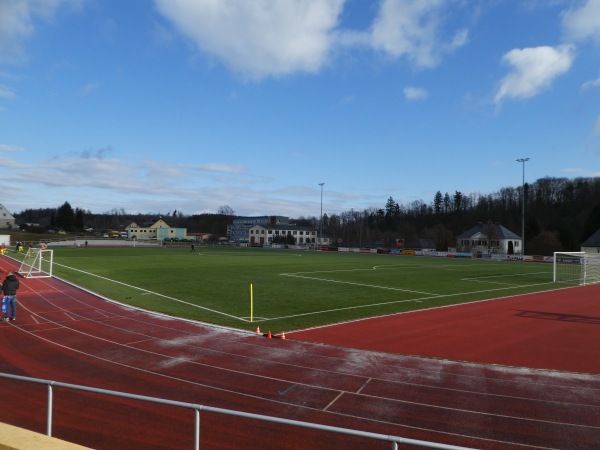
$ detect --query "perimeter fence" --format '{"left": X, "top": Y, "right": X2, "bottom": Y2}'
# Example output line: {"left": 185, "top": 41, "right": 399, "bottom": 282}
{"left": 0, "top": 372, "right": 476, "bottom": 450}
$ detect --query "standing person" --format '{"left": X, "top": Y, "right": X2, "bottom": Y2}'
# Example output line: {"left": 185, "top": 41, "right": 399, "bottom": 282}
{"left": 2, "top": 271, "right": 20, "bottom": 322}
{"left": 190, "top": 242, "right": 195, "bottom": 252}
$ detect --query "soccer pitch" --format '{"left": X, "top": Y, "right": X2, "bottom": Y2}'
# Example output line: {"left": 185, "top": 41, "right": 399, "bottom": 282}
{"left": 40, "top": 246, "right": 556, "bottom": 332}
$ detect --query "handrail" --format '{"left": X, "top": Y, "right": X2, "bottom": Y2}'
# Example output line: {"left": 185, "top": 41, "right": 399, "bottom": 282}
{"left": 0, "top": 372, "right": 477, "bottom": 450}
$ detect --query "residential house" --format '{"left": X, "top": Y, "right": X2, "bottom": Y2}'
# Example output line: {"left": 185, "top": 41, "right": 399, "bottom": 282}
{"left": 0, "top": 204, "right": 16, "bottom": 229}
{"left": 581, "top": 229, "right": 600, "bottom": 254}
{"left": 457, "top": 222, "right": 522, "bottom": 255}
{"left": 125, "top": 219, "right": 187, "bottom": 240}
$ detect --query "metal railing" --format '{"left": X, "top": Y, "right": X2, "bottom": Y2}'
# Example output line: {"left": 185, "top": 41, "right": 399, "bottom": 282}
{"left": 0, "top": 372, "right": 476, "bottom": 450}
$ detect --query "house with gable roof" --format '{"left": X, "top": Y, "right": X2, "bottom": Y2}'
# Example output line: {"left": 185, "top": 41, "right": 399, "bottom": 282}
{"left": 581, "top": 229, "right": 600, "bottom": 254}
{"left": 0, "top": 204, "right": 16, "bottom": 229}
{"left": 125, "top": 218, "right": 187, "bottom": 240}
{"left": 457, "top": 222, "right": 522, "bottom": 255}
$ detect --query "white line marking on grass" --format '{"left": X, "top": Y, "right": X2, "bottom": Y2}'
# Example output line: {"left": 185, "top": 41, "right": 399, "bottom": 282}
{"left": 54, "top": 262, "right": 249, "bottom": 323}
{"left": 281, "top": 268, "right": 437, "bottom": 296}
{"left": 201, "top": 251, "right": 303, "bottom": 257}
{"left": 269, "top": 298, "right": 424, "bottom": 321}
{"left": 462, "top": 272, "right": 550, "bottom": 286}
{"left": 269, "top": 280, "right": 556, "bottom": 322}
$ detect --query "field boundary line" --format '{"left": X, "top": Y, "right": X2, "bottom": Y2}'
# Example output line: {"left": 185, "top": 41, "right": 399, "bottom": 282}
{"left": 53, "top": 261, "right": 249, "bottom": 323}
{"left": 286, "top": 282, "right": 570, "bottom": 334}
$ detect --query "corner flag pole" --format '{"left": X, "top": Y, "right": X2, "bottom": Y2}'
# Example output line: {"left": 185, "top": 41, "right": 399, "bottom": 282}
{"left": 250, "top": 283, "right": 253, "bottom": 323}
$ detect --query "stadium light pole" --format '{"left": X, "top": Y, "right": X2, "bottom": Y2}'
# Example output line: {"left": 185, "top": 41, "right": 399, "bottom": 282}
{"left": 318, "top": 182, "right": 324, "bottom": 250}
{"left": 516, "top": 158, "right": 529, "bottom": 255}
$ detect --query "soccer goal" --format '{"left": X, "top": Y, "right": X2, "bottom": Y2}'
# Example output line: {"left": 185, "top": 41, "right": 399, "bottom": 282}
{"left": 18, "top": 248, "right": 54, "bottom": 278}
{"left": 553, "top": 252, "right": 600, "bottom": 286}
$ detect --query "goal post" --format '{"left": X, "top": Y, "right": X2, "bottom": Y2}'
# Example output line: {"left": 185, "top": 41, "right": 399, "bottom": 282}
{"left": 18, "top": 248, "right": 54, "bottom": 278}
{"left": 553, "top": 252, "right": 600, "bottom": 286}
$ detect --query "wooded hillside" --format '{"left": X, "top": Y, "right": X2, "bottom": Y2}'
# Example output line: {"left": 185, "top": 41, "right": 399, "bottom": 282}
{"left": 14, "top": 176, "right": 600, "bottom": 256}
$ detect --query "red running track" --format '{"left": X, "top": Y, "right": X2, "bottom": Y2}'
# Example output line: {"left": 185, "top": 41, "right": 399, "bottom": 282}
{"left": 0, "top": 260, "right": 599, "bottom": 449}
{"left": 292, "top": 284, "right": 600, "bottom": 374}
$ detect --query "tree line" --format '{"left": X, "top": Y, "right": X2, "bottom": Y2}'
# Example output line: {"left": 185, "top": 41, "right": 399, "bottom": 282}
{"left": 14, "top": 176, "right": 600, "bottom": 255}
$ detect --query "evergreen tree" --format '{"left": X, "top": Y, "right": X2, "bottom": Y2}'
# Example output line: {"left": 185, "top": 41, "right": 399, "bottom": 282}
{"left": 55, "top": 202, "right": 75, "bottom": 231}
{"left": 433, "top": 191, "right": 443, "bottom": 214}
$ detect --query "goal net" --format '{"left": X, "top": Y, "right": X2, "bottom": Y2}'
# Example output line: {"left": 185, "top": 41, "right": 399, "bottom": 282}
{"left": 553, "top": 252, "right": 600, "bottom": 286}
{"left": 18, "top": 248, "right": 54, "bottom": 278}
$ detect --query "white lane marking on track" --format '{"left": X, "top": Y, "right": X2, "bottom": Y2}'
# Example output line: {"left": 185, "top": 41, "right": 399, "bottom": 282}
{"left": 26, "top": 305, "right": 594, "bottom": 436}
{"left": 14, "top": 288, "right": 600, "bottom": 450}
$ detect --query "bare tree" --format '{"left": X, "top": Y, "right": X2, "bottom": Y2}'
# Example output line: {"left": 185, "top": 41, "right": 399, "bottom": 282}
{"left": 218, "top": 205, "right": 235, "bottom": 216}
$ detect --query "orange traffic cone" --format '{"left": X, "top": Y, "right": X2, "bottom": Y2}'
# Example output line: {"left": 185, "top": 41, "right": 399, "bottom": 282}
{"left": 280, "top": 330, "right": 286, "bottom": 340}
{"left": 256, "top": 326, "right": 261, "bottom": 335}
{"left": 267, "top": 330, "right": 272, "bottom": 339}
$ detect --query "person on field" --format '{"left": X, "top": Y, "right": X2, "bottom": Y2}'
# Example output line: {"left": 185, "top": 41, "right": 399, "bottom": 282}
{"left": 190, "top": 243, "right": 195, "bottom": 252}
{"left": 2, "top": 272, "right": 20, "bottom": 322}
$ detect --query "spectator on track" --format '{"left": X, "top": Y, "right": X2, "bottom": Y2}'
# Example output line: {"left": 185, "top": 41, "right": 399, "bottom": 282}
{"left": 2, "top": 272, "right": 20, "bottom": 322}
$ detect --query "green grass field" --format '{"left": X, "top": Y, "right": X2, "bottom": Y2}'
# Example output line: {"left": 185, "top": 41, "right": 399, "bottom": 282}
{"left": 17, "top": 246, "right": 558, "bottom": 332}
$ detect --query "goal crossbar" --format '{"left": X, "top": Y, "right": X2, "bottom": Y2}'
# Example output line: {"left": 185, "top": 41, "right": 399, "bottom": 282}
{"left": 553, "top": 252, "right": 600, "bottom": 286}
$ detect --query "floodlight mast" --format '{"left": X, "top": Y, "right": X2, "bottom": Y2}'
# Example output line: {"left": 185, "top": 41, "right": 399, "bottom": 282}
{"left": 318, "top": 182, "right": 324, "bottom": 250}
{"left": 516, "top": 158, "right": 529, "bottom": 255}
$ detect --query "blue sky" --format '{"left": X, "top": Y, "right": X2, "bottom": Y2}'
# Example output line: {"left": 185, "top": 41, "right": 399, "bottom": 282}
{"left": 1, "top": 0, "right": 599, "bottom": 219}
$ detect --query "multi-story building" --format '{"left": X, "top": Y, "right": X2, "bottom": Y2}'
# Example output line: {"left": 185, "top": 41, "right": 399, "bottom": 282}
{"left": 228, "top": 216, "right": 290, "bottom": 244}
{"left": 249, "top": 224, "right": 317, "bottom": 246}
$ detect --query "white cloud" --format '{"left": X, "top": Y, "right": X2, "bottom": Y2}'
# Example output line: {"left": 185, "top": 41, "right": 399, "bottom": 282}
{"left": 154, "top": 0, "right": 469, "bottom": 79}
{"left": 0, "top": 0, "right": 84, "bottom": 64}
{"left": 154, "top": 0, "right": 345, "bottom": 80}
{"left": 0, "top": 85, "right": 16, "bottom": 99}
{"left": 369, "top": 0, "right": 468, "bottom": 68}
{"left": 80, "top": 82, "right": 101, "bottom": 96}
{"left": 0, "top": 144, "right": 24, "bottom": 153}
{"left": 582, "top": 75, "right": 600, "bottom": 90}
{"left": 403, "top": 86, "right": 428, "bottom": 101}
{"left": 562, "top": 0, "right": 600, "bottom": 44}
{"left": 192, "top": 163, "right": 245, "bottom": 174}
{"left": 494, "top": 45, "right": 574, "bottom": 104}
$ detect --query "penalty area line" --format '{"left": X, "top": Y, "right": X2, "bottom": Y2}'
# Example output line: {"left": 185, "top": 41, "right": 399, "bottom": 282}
{"left": 281, "top": 272, "right": 437, "bottom": 296}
